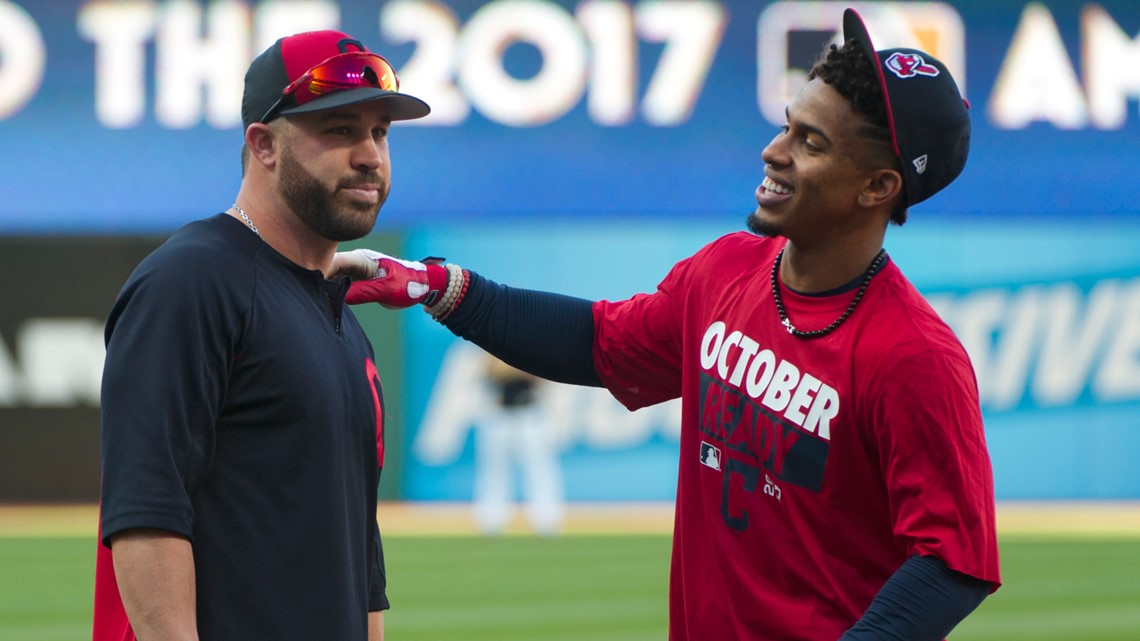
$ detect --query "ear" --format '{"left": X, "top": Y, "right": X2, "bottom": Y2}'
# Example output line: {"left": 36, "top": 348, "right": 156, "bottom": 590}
{"left": 858, "top": 168, "right": 903, "bottom": 210}
{"left": 245, "top": 122, "right": 278, "bottom": 169}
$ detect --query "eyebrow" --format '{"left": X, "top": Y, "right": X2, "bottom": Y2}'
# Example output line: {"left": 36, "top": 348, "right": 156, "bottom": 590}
{"left": 785, "top": 107, "right": 832, "bottom": 146}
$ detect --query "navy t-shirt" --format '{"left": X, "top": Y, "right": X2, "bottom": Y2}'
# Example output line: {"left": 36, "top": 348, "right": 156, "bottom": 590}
{"left": 98, "top": 214, "right": 387, "bottom": 641}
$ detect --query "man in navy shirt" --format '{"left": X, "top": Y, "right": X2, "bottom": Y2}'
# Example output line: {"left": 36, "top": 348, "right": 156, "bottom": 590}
{"left": 93, "top": 30, "right": 429, "bottom": 641}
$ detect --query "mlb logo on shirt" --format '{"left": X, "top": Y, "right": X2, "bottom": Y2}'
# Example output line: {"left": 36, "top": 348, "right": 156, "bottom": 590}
{"left": 700, "top": 442, "right": 722, "bottom": 471}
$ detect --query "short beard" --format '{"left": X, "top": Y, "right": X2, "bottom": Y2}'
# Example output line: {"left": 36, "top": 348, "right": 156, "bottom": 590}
{"left": 277, "top": 145, "right": 386, "bottom": 242}
{"left": 745, "top": 210, "right": 782, "bottom": 238}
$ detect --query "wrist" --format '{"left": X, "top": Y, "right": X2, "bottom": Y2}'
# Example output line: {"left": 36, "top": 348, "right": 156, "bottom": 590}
{"left": 424, "top": 263, "right": 467, "bottom": 320}
{"left": 422, "top": 262, "right": 450, "bottom": 306}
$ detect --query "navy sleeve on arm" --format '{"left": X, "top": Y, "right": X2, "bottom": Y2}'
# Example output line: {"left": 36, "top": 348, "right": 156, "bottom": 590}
{"left": 99, "top": 243, "right": 237, "bottom": 546}
{"left": 838, "top": 555, "right": 992, "bottom": 641}
{"left": 441, "top": 271, "right": 602, "bottom": 387}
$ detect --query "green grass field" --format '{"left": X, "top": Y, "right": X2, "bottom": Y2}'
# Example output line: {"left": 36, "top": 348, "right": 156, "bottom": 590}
{"left": 3, "top": 535, "right": 1140, "bottom": 640}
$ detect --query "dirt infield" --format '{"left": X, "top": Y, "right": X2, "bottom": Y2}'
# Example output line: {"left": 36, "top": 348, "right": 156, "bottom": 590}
{"left": 0, "top": 502, "right": 676, "bottom": 538}
{"left": 2, "top": 501, "right": 1140, "bottom": 538}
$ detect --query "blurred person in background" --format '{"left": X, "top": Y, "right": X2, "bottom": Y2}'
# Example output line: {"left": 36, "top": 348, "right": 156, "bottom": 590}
{"left": 332, "top": 9, "right": 1000, "bottom": 640}
{"left": 93, "top": 30, "right": 428, "bottom": 641}
{"left": 474, "top": 354, "right": 565, "bottom": 536}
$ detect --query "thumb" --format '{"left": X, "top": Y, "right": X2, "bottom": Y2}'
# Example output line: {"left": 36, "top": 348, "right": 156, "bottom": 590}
{"left": 331, "top": 248, "right": 381, "bottom": 280}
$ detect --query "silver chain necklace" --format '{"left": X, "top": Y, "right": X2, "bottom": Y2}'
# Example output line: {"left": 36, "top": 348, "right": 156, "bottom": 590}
{"left": 232, "top": 204, "right": 259, "bottom": 235}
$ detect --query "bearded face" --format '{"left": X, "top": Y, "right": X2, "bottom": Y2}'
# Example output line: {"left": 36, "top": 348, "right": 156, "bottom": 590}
{"left": 276, "top": 139, "right": 389, "bottom": 242}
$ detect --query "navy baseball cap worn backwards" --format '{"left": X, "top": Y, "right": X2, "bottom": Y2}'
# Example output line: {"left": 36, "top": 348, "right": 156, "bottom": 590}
{"left": 241, "top": 30, "right": 430, "bottom": 130}
{"left": 843, "top": 8, "right": 970, "bottom": 207}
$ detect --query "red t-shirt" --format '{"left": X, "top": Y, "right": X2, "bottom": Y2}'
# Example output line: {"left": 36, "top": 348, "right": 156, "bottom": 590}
{"left": 592, "top": 232, "right": 1000, "bottom": 640}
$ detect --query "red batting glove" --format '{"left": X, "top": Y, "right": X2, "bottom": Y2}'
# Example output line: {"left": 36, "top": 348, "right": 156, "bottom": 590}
{"left": 334, "top": 249, "right": 449, "bottom": 308}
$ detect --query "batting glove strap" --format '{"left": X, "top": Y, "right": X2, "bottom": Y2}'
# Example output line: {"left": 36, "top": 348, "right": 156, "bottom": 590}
{"left": 424, "top": 264, "right": 468, "bottom": 320}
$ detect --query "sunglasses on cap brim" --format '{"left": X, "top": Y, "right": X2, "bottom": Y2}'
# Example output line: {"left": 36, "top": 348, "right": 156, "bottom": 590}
{"left": 260, "top": 52, "right": 400, "bottom": 124}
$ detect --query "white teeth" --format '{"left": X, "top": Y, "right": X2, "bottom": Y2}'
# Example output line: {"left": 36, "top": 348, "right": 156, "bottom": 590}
{"left": 763, "top": 176, "right": 793, "bottom": 194}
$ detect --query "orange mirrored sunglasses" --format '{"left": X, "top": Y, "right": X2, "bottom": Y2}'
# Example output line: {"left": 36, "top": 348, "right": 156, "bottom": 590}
{"left": 260, "top": 52, "right": 400, "bottom": 123}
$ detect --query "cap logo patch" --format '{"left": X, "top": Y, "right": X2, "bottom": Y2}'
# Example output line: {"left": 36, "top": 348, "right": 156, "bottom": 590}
{"left": 884, "top": 52, "right": 940, "bottom": 79}
{"left": 912, "top": 154, "right": 929, "bottom": 174}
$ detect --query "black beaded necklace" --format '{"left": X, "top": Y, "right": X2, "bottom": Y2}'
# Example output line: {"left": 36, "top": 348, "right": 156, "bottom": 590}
{"left": 770, "top": 247, "right": 887, "bottom": 339}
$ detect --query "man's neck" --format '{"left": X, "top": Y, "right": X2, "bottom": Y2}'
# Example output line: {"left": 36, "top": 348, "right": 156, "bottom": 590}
{"left": 777, "top": 237, "right": 887, "bottom": 294}
{"left": 231, "top": 192, "right": 337, "bottom": 277}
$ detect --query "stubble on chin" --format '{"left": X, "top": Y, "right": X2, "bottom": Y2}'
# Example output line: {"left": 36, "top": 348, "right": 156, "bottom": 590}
{"left": 746, "top": 210, "right": 783, "bottom": 238}
{"left": 330, "top": 192, "right": 384, "bottom": 240}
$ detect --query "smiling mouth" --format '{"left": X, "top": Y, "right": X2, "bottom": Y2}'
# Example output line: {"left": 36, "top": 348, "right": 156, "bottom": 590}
{"left": 761, "top": 176, "right": 793, "bottom": 195}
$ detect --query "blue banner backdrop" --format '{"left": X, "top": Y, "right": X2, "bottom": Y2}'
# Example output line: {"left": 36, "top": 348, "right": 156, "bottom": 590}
{"left": 1, "top": 0, "right": 1138, "bottom": 232}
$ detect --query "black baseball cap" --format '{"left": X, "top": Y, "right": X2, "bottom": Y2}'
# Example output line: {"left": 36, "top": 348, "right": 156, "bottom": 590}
{"left": 241, "top": 30, "right": 430, "bottom": 130}
{"left": 843, "top": 8, "right": 970, "bottom": 207}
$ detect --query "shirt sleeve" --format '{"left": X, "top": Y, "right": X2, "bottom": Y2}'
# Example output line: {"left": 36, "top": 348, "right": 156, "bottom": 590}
{"left": 99, "top": 247, "right": 245, "bottom": 545}
{"left": 591, "top": 253, "right": 695, "bottom": 410}
{"left": 869, "top": 349, "right": 1002, "bottom": 588}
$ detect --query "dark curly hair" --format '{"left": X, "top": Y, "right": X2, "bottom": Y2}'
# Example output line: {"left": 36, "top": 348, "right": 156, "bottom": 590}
{"left": 809, "top": 40, "right": 908, "bottom": 225}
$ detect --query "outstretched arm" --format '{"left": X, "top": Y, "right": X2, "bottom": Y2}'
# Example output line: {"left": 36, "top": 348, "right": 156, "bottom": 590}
{"left": 441, "top": 271, "right": 602, "bottom": 387}
{"left": 335, "top": 250, "right": 602, "bottom": 387}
